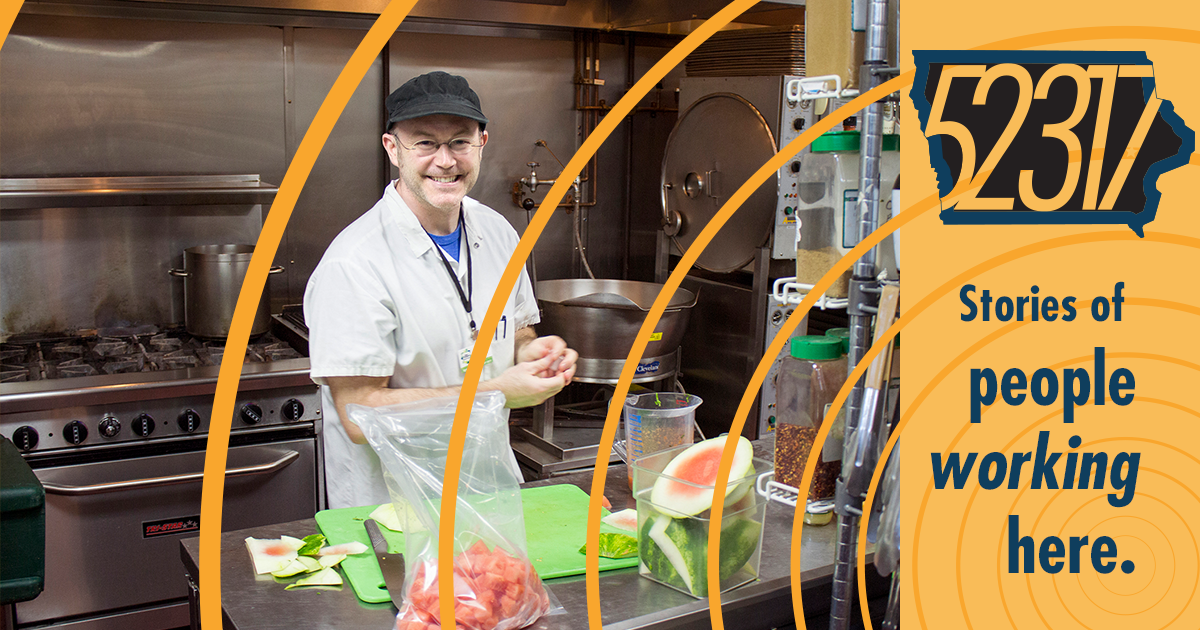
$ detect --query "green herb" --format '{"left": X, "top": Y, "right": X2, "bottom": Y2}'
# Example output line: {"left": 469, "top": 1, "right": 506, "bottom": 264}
{"left": 580, "top": 533, "right": 638, "bottom": 559}
{"left": 297, "top": 534, "right": 326, "bottom": 556}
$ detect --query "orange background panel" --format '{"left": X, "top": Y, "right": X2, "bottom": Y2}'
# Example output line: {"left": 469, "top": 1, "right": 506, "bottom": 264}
{"left": 904, "top": 1, "right": 1200, "bottom": 628}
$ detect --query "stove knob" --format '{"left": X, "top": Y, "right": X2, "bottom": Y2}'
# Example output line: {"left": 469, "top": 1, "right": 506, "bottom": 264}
{"left": 281, "top": 399, "right": 305, "bottom": 422}
{"left": 132, "top": 414, "right": 156, "bottom": 438}
{"left": 240, "top": 403, "right": 263, "bottom": 425}
{"left": 99, "top": 416, "right": 122, "bottom": 438}
{"left": 12, "top": 426, "right": 38, "bottom": 451}
{"left": 177, "top": 409, "right": 203, "bottom": 433}
{"left": 64, "top": 420, "right": 88, "bottom": 445}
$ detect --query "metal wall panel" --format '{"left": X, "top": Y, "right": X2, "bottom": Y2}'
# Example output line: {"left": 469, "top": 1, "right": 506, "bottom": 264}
{"left": 0, "top": 205, "right": 263, "bottom": 335}
{"left": 0, "top": 14, "right": 285, "bottom": 335}
{"left": 0, "top": 9, "right": 683, "bottom": 335}
{"left": 625, "top": 40, "right": 683, "bottom": 282}
{"left": 513, "top": 39, "right": 631, "bottom": 282}
{"left": 0, "top": 14, "right": 286, "bottom": 181}
{"left": 279, "top": 27, "right": 384, "bottom": 310}
{"left": 679, "top": 272, "right": 758, "bottom": 440}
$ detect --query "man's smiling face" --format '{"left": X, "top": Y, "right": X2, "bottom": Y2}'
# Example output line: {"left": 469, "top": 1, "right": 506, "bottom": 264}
{"left": 385, "top": 114, "right": 487, "bottom": 230}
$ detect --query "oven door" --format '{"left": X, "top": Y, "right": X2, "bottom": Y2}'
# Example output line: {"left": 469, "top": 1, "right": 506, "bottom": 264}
{"left": 16, "top": 434, "right": 318, "bottom": 630}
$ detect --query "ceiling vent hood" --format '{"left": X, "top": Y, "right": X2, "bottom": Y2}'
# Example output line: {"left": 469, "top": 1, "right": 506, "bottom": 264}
{"left": 42, "top": 0, "right": 803, "bottom": 33}
{"left": 483, "top": 0, "right": 569, "bottom": 6}
{"left": 0, "top": 175, "right": 278, "bottom": 210}
{"left": 607, "top": 0, "right": 804, "bottom": 34}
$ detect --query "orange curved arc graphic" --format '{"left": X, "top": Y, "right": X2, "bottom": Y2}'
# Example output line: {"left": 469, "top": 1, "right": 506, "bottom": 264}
{"left": 696, "top": 76, "right": 913, "bottom": 629}
{"left": 854, "top": 23, "right": 1200, "bottom": 628}
{"left": 978, "top": 397, "right": 1200, "bottom": 626}
{"left": 180, "top": 16, "right": 1200, "bottom": 630}
{"left": 846, "top": 235, "right": 1200, "bottom": 629}
{"left": 900, "top": 349, "right": 1200, "bottom": 630}
{"left": 1046, "top": 472, "right": 1194, "bottom": 623}
{"left": 801, "top": 241, "right": 1186, "bottom": 627}
{"left": 862, "top": 316, "right": 1200, "bottom": 628}
{"left": 102, "top": 5, "right": 1200, "bottom": 629}
{"left": 946, "top": 394, "right": 1200, "bottom": 627}
{"left": 903, "top": 234, "right": 1200, "bottom": 629}
{"left": 794, "top": 232, "right": 1144, "bottom": 629}
{"left": 1064, "top": 460, "right": 1200, "bottom": 626}
{"left": 1045, "top": 494, "right": 1180, "bottom": 622}
{"left": 0, "top": 1, "right": 23, "bottom": 52}
{"left": 441, "top": 4, "right": 765, "bottom": 630}
{"left": 195, "top": 3, "right": 422, "bottom": 629}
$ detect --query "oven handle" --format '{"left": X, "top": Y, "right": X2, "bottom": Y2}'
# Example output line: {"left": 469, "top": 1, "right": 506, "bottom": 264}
{"left": 39, "top": 450, "right": 300, "bottom": 496}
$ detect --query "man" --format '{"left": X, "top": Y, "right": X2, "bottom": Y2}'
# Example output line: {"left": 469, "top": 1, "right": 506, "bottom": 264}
{"left": 304, "top": 71, "right": 577, "bottom": 509}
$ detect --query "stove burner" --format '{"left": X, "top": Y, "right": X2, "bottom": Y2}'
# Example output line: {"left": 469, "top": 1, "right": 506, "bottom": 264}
{"left": 1, "top": 365, "right": 30, "bottom": 383}
{"left": 0, "top": 328, "right": 303, "bottom": 381}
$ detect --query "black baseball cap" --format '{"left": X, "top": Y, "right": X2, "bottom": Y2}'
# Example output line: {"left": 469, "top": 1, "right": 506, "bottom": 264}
{"left": 385, "top": 71, "right": 488, "bottom": 131}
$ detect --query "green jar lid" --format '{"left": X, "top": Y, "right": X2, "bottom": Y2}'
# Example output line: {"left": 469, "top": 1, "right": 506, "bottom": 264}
{"left": 810, "top": 130, "right": 900, "bottom": 153}
{"left": 790, "top": 335, "right": 842, "bottom": 360}
{"left": 825, "top": 327, "right": 850, "bottom": 354}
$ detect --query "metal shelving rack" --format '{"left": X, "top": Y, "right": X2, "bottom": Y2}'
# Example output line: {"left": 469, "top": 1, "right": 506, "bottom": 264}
{"left": 826, "top": 1, "right": 902, "bottom": 629}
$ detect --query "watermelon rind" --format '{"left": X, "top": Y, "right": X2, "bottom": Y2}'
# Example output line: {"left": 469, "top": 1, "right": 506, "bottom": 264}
{"left": 245, "top": 535, "right": 306, "bottom": 575}
{"left": 284, "top": 566, "right": 343, "bottom": 589}
{"left": 638, "top": 511, "right": 763, "bottom": 597}
{"left": 601, "top": 508, "right": 639, "bottom": 533}
{"left": 649, "top": 435, "right": 756, "bottom": 517}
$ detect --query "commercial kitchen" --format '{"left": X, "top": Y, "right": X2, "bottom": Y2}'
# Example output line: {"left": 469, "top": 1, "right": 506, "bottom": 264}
{"left": 0, "top": 1, "right": 902, "bottom": 629}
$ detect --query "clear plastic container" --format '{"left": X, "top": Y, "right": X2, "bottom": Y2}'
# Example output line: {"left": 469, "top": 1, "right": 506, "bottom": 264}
{"left": 794, "top": 131, "right": 901, "bottom": 297}
{"left": 774, "top": 335, "right": 847, "bottom": 500}
{"left": 622, "top": 393, "right": 700, "bottom": 489}
{"left": 631, "top": 444, "right": 772, "bottom": 598}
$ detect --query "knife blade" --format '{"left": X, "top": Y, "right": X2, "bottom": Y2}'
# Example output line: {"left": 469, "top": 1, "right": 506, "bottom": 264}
{"left": 364, "top": 518, "right": 405, "bottom": 609}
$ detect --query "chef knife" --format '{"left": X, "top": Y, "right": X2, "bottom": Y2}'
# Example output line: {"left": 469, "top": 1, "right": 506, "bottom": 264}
{"left": 364, "top": 518, "right": 405, "bottom": 609}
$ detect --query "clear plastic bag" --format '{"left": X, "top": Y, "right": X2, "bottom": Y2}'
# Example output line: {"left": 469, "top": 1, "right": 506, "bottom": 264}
{"left": 350, "top": 392, "right": 553, "bottom": 630}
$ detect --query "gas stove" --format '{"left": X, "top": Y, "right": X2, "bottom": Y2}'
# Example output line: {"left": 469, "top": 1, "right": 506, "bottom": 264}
{"left": 1, "top": 319, "right": 317, "bottom": 458}
{"left": 0, "top": 327, "right": 301, "bottom": 383}
{"left": 1, "top": 316, "right": 324, "bottom": 630}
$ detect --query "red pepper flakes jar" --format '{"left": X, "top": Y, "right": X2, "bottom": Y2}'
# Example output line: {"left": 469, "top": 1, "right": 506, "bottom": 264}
{"left": 774, "top": 335, "right": 847, "bottom": 501}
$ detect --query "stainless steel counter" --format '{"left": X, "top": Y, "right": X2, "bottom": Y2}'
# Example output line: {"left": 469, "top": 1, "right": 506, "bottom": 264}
{"left": 179, "top": 448, "right": 880, "bottom": 629}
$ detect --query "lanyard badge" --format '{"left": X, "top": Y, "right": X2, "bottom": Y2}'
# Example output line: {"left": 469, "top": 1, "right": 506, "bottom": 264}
{"left": 458, "top": 345, "right": 494, "bottom": 373}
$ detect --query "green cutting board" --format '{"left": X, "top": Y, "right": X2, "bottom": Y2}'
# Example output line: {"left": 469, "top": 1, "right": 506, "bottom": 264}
{"left": 314, "top": 484, "right": 639, "bottom": 604}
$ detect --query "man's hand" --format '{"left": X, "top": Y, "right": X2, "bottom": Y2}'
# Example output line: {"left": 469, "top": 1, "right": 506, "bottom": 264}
{"left": 326, "top": 333, "right": 579, "bottom": 443}
{"left": 515, "top": 334, "right": 578, "bottom": 383}
{"left": 483, "top": 353, "right": 576, "bottom": 409}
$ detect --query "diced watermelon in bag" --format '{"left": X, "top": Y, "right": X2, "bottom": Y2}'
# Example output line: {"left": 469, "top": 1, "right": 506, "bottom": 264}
{"left": 394, "top": 541, "right": 550, "bottom": 630}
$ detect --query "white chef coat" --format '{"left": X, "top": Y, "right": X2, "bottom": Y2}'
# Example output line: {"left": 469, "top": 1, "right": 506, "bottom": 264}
{"left": 304, "top": 182, "right": 539, "bottom": 509}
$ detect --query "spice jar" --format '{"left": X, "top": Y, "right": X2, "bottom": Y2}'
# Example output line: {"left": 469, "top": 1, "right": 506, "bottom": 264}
{"left": 793, "top": 131, "right": 900, "bottom": 297}
{"left": 774, "top": 335, "right": 847, "bottom": 500}
{"left": 824, "top": 327, "right": 850, "bottom": 356}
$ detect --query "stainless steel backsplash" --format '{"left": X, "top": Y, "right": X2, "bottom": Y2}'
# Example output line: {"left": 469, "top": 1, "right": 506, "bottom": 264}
{"left": 0, "top": 7, "right": 680, "bottom": 337}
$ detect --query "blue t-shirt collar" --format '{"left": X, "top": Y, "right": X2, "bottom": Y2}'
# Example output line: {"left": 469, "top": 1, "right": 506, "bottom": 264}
{"left": 426, "top": 221, "right": 462, "bottom": 262}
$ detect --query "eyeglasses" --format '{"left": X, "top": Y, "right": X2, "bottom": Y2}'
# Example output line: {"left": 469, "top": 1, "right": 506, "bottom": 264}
{"left": 392, "top": 134, "right": 484, "bottom": 157}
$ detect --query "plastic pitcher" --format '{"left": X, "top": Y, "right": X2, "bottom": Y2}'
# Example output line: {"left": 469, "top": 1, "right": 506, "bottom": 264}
{"left": 621, "top": 393, "right": 702, "bottom": 488}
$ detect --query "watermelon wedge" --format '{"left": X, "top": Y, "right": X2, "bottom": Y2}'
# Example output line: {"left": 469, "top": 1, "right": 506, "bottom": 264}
{"left": 245, "top": 536, "right": 306, "bottom": 575}
{"left": 648, "top": 435, "right": 755, "bottom": 517}
{"left": 601, "top": 508, "right": 638, "bottom": 533}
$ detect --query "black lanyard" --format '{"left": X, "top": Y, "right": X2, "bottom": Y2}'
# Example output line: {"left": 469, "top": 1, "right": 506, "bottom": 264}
{"left": 427, "top": 210, "right": 476, "bottom": 340}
